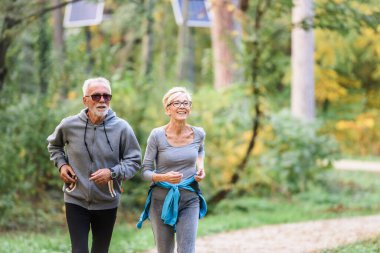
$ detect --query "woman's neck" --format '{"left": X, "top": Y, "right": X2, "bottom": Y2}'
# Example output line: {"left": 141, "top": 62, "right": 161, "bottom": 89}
{"left": 166, "top": 120, "right": 188, "bottom": 135}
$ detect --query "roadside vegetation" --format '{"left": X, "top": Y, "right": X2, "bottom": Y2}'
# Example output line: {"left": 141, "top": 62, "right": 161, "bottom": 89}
{"left": 1, "top": 170, "right": 380, "bottom": 253}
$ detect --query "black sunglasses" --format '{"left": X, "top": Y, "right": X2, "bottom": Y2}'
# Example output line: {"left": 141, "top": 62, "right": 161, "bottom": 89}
{"left": 85, "top": 93, "right": 112, "bottom": 102}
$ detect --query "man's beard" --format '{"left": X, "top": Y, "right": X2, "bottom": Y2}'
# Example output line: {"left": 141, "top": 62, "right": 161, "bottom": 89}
{"left": 94, "top": 108, "right": 109, "bottom": 118}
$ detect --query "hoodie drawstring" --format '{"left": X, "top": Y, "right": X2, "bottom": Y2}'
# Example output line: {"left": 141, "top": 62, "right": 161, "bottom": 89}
{"left": 84, "top": 118, "right": 114, "bottom": 162}
{"left": 84, "top": 119, "right": 94, "bottom": 162}
{"left": 103, "top": 122, "right": 114, "bottom": 151}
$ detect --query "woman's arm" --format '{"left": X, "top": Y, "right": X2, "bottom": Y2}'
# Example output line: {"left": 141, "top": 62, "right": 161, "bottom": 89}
{"left": 195, "top": 155, "right": 206, "bottom": 182}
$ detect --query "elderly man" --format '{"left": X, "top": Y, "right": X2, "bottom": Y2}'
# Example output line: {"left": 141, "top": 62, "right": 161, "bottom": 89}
{"left": 47, "top": 77, "right": 141, "bottom": 253}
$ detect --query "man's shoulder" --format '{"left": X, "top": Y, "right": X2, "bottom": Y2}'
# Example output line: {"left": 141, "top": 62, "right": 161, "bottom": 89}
{"left": 111, "top": 116, "right": 134, "bottom": 132}
{"left": 60, "top": 114, "right": 81, "bottom": 126}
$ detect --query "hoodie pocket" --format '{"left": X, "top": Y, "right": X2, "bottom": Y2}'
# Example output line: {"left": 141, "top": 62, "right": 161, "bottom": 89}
{"left": 62, "top": 175, "right": 78, "bottom": 193}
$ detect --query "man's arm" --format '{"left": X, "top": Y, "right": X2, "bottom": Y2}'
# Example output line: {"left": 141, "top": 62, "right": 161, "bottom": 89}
{"left": 112, "top": 124, "right": 142, "bottom": 180}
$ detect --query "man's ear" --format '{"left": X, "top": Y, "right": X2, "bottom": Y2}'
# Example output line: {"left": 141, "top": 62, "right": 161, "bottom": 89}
{"left": 82, "top": 96, "right": 87, "bottom": 106}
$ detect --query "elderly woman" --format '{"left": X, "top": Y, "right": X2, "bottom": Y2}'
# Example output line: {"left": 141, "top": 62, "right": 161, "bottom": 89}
{"left": 137, "top": 87, "right": 207, "bottom": 253}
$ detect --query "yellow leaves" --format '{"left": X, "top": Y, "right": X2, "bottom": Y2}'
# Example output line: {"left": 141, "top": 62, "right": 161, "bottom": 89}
{"left": 315, "top": 30, "right": 335, "bottom": 66}
{"left": 154, "top": 9, "right": 164, "bottom": 22}
{"left": 230, "top": 30, "right": 240, "bottom": 38}
{"left": 334, "top": 111, "right": 380, "bottom": 155}
{"left": 315, "top": 67, "right": 347, "bottom": 102}
{"left": 355, "top": 28, "right": 380, "bottom": 56}
{"left": 314, "top": 29, "right": 348, "bottom": 66}
{"left": 367, "top": 89, "right": 380, "bottom": 108}
{"left": 19, "top": 148, "right": 26, "bottom": 159}
{"left": 67, "top": 91, "right": 77, "bottom": 101}
{"left": 335, "top": 118, "right": 374, "bottom": 131}
{"left": 351, "top": 2, "right": 376, "bottom": 15}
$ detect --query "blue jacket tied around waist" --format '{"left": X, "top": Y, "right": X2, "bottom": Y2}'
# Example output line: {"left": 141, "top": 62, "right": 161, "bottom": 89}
{"left": 136, "top": 177, "right": 207, "bottom": 230}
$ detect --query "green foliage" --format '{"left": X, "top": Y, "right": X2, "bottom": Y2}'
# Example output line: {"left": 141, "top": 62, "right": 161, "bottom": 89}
{"left": 189, "top": 85, "right": 253, "bottom": 195}
{"left": 0, "top": 94, "right": 78, "bottom": 230}
{"left": 315, "top": 0, "right": 380, "bottom": 33}
{"left": 259, "top": 110, "right": 339, "bottom": 193}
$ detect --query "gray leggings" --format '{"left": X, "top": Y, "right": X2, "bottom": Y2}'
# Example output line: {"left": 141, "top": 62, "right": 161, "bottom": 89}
{"left": 150, "top": 187, "right": 200, "bottom": 253}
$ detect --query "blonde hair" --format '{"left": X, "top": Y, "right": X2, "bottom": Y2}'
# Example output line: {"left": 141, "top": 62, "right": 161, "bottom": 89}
{"left": 162, "top": 87, "right": 192, "bottom": 108}
{"left": 82, "top": 77, "right": 111, "bottom": 96}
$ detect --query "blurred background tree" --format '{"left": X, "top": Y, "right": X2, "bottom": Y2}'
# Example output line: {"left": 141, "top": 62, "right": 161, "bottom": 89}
{"left": 0, "top": 0, "right": 379, "bottom": 230}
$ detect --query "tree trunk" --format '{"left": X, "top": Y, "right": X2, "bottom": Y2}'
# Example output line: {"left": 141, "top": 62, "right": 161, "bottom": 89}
{"left": 52, "top": 0, "right": 65, "bottom": 57}
{"left": 0, "top": 15, "right": 16, "bottom": 91}
{"left": 176, "top": 0, "right": 194, "bottom": 83}
{"left": 141, "top": 0, "right": 154, "bottom": 78}
{"left": 210, "top": 0, "right": 236, "bottom": 89}
{"left": 38, "top": 13, "right": 50, "bottom": 94}
{"left": 85, "top": 27, "right": 94, "bottom": 73}
{"left": 291, "top": 0, "right": 315, "bottom": 120}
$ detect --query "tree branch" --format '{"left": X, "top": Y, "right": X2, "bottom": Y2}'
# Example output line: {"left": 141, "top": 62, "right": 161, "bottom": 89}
{"left": 12, "top": 0, "right": 83, "bottom": 28}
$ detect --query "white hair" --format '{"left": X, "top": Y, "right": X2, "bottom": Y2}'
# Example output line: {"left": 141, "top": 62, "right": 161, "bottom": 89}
{"left": 162, "top": 87, "right": 192, "bottom": 108}
{"left": 82, "top": 77, "right": 111, "bottom": 96}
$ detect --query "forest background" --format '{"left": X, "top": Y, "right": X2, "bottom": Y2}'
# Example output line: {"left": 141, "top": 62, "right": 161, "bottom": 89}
{"left": 0, "top": 0, "right": 379, "bottom": 234}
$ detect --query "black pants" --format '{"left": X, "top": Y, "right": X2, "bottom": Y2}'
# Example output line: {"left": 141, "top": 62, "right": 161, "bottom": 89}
{"left": 65, "top": 203, "right": 117, "bottom": 253}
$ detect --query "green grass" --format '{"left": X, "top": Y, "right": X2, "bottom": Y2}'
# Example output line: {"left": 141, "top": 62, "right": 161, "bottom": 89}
{"left": 1, "top": 170, "right": 380, "bottom": 253}
{"left": 338, "top": 155, "right": 380, "bottom": 162}
{"left": 322, "top": 236, "right": 380, "bottom": 253}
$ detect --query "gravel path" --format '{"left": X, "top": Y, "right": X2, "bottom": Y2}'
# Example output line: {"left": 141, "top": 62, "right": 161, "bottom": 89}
{"left": 193, "top": 215, "right": 380, "bottom": 253}
{"left": 333, "top": 159, "right": 380, "bottom": 173}
{"left": 144, "top": 160, "right": 380, "bottom": 253}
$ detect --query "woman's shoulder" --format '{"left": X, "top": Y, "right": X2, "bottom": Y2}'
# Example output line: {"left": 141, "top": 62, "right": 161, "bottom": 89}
{"left": 148, "top": 126, "right": 166, "bottom": 138}
{"left": 191, "top": 125, "right": 206, "bottom": 138}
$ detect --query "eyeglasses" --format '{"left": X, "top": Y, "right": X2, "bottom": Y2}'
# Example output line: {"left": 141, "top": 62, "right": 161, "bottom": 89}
{"left": 85, "top": 93, "right": 112, "bottom": 102}
{"left": 167, "top": 100, "right": 192, "bottom": 108}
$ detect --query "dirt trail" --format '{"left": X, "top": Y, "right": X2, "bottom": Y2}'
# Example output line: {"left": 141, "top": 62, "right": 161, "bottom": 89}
{"left": 193, "top": 215, "right": 380, "bottom": 253}
{"left": 333, "top": 159, "right": 380, "bottom": 173}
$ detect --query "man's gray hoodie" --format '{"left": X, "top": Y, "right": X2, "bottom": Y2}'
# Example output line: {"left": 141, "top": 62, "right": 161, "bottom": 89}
{"left": 47, "top": 108, "right": 141, "bottom": 210}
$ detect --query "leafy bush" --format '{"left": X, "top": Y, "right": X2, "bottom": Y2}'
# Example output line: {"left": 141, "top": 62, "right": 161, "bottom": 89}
{"left": 259, "top": 110, "right": 339, "bottom": 194}
{"left": 0, "top": 94, "right": 79, "bottom": 230}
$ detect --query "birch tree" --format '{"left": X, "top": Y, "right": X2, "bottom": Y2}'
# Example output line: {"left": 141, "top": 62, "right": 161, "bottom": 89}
{"left": 291, "top": 0, "right": 315, "bottom": 120}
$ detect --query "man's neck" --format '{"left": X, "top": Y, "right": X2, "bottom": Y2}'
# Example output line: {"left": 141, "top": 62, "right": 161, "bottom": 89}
{"left": 87, "top": 111, "right": 105, "bottom": 125}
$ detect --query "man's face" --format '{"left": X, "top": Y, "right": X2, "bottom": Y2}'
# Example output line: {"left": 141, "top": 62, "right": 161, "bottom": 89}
{"left": 83, "top": 82, "right": 111, "bottom": 118}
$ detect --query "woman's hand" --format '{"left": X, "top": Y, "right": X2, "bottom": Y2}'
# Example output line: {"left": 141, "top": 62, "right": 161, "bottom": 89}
{"left": 153, "top": 171, "right": 183, "bottom": 184}
{"left": 164, "top": 171, "right": 183, "bottom": 184}
{"left": 195, "top": 168, "right": 206, "bottom": 182}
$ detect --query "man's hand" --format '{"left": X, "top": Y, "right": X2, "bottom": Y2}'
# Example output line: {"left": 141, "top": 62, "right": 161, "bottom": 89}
{"left": 195, "top": 168, "right": 206, "bottom": 182}
{"left": 60, "top": 164, "right": 77, "bottom": 183}
{"left": 89, "top": 168, "right": 112, "bottom": 185}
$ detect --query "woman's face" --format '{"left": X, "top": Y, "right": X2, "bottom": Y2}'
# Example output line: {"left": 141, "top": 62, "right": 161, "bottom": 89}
{"left": 165, "top": 93, "right": 192, "bottom": 121}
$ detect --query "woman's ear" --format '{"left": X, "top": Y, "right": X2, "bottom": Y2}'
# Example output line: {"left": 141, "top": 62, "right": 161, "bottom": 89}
{"left": 164, "top": 106, "right": 170, "bottom": 116}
